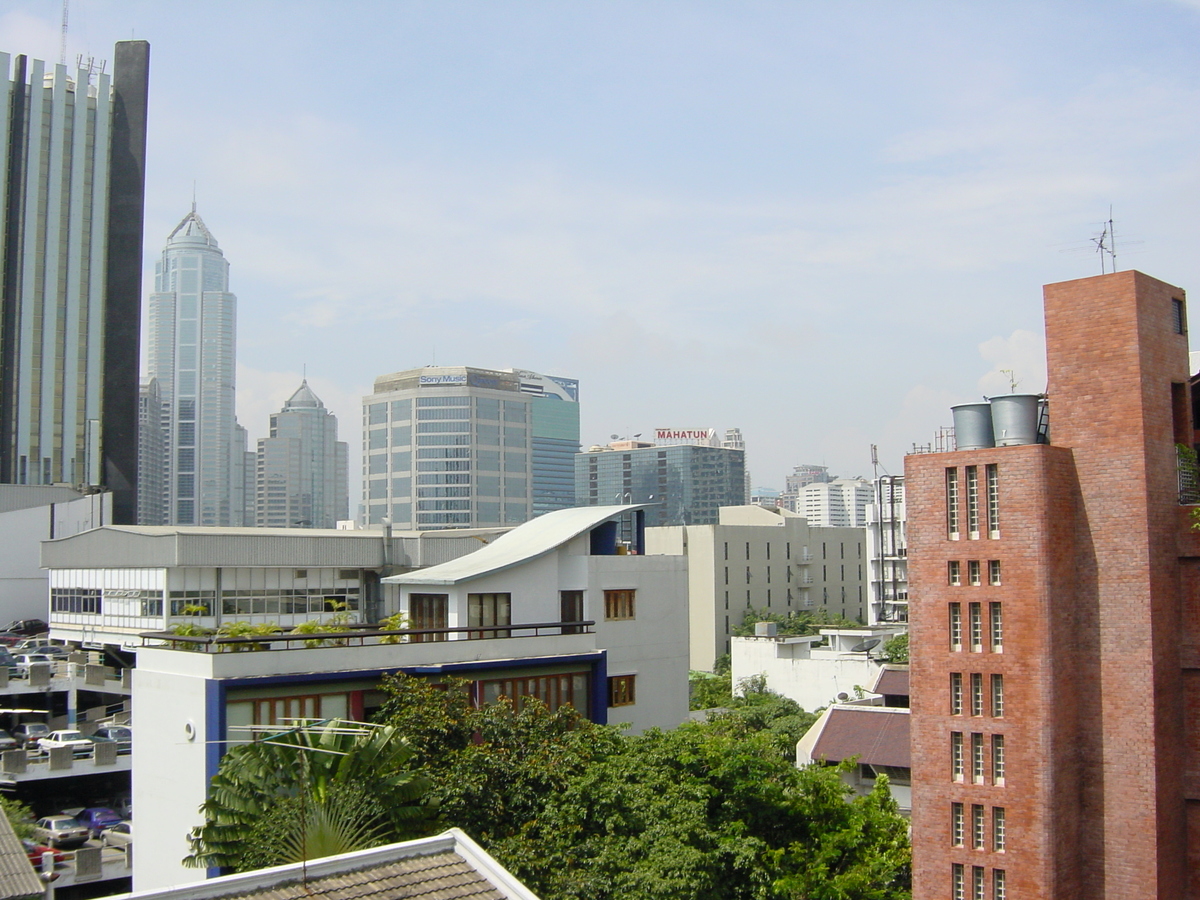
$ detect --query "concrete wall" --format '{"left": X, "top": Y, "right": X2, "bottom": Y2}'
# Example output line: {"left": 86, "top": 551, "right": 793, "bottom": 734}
{"left": 732, "top": 635, "right": 890, "bottom": 712}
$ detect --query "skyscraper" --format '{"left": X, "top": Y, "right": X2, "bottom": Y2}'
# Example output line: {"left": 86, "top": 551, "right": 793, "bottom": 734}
{"left": 362, "top": 366, "right": 578, "bottom": 530}
{"left": 137, "top": 377, "right": 166, "bottom": 526}
{"left": 147, "top": 206, "right": 248, "bottom": 525}
{"left": 0, "top": 43, "right": 150, "bottom": 524}
{"left": 255, "top": 380, "right": 348, "bottom": 528}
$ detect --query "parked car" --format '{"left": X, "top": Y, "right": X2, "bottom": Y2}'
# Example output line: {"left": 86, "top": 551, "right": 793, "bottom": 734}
{"left": 90, "top": 726, "right": 132, "bottom": 753}
{"left": 36, "top": 730, "right": 93, "bottom": 754}
{"left": 0, "top": 730, "right": 20, "bottom": 752}
{"left": 74, "top": 807, "right": 123, "bottom": 838}
{"left": 12, "top": 723, "right": 50, "bottom": 748}
{"left": 110, "top": 796, "right": 132, "bottom": 820}
{"left": 99, "top": 821, "right": 132, "bottom": 850}
{"left": 3, "top": 620, "right": 48, "bottom": 637}
{"left": 31, "top": 816, "right": 89, "bottom": 848}
{"left": 21, "top": 839, "right": 66, "bottom": 874}
{"left": 12, "top": 643, "right": 69, "bottom": 659}
{"left": 12, "top": 655, "right": 57, "bottom": 678}
{"left": 0, "top": 633, "right": 25, "bottom": 647}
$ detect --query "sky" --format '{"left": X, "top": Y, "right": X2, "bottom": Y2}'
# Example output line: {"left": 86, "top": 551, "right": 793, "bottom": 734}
{"left": 3, "top": 1, "right": 1200, "bottom": 501}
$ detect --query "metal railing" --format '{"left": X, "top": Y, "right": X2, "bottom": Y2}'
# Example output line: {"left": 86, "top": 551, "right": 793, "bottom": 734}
{"left": 139, "top": 620, "right": 596, "bottom": 653}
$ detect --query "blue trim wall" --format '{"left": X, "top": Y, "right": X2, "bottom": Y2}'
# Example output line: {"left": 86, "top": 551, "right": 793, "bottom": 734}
{"left": 204, "top": 678, "right": 223, "bottom": 880}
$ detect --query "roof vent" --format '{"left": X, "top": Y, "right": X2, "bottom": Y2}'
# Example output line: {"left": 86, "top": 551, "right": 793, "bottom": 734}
{"left": 755, "top": 621, "right": 778, "bottom": 637}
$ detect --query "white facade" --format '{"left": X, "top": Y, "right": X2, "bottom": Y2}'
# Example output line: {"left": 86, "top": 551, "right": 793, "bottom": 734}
{"left": 730, "top": 626, "right": 904, "bottom": 712}
{"left": 865, "top": 474, "right": 907, "bottom": 625}
{"left": 147, "top": 207, "right": 249, "bottom": 526}
{"left": 130, "top": 504, "right": 688, "bottom": 891}
{"left": 799, "top": 477, "right": 873, "bottom": 527}
{"left": 645, "top": 505, "right": 867, "bottom": 671}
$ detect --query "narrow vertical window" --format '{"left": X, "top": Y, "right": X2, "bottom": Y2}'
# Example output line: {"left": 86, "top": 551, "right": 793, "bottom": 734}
{"left": 993, "top": 807, "right": 1006, "bottom": 852}
{"left": 972, "top": 866, "right": 985, "bottom": 900}
{"left": 971, "top": 804, "right": 985, "bottom": 849}
{"left": 966, "top": 466, "right": 980, "bottom": 537}
{"left": 970, "top": 673, "right": 984, "bottom": 716}
{"left": 968, "top": 560, "right": 981, "bottom": 586}
{"left": 949, "top": 603, "right": 963, "bottom": 651}
{"left": 951, "top": 732, "right": 964, "bottom": 781}
{"left": 1173, "top": 297, "right": 1186, "bottom": 335}
{"left": 971, "top": 732, "right": 985, "bottom": 783}
{"left": 986, "top": 464, "right": 1000, "bottom": 537}
{"left": 969, "top": 602, "right": 983, "bottom": 650}
{"left": 990, "top": 602, "right": 1003, "bottom": 651}
{"left": 950, "top": 673, "right": 963, "bottom": 714}
{"left": 947, "top": 468, "right": 960, "bottom": 538}
{"left": 948, "top": 560, "right": 961, "bottom": 585}
{"left": 951, "top": 802, "right": 965, "bottom": 846}
{"left": 991, "top": 674, "right": 1005, "bottom": 717}
{"left": 993, "top": 869, "right": 1007, "bottom": 900}
{"left": 992, "top": 735, "right": 1006, "bottom": 785}
{"left": 952, "top": 864, "right": 965, "bottom": 900}
{"left": 988, "top": 559, "right": 1001, "bottom": 586}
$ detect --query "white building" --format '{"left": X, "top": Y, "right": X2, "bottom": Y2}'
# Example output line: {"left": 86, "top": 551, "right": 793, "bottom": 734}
{"left": 645, "top": 505, "right": 867, "bottom": 671}
{"left": 255, "top": 380, "right": 349, "bottom": 528}
{"left": 799, "top": 477, "right": 873, "bottom": 527}
{"left": 730, "top": 625, "right": 904, "bottom": 712}
{"left": 130, "top": 503, "right": 687, "bottom": 890}
{"left": 865, "top": 474, "right": 907, "bottom": 625}
{"left": 146, "top": 206, "right": 251, "bottom": 526}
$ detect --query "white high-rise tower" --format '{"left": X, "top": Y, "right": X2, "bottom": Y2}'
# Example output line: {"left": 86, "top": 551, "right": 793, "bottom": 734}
{"left": 146, "top": 206, "right": 248, "bottom": 525}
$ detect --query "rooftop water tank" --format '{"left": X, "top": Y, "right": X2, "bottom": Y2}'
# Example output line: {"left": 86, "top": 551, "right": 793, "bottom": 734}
{"left": 951, "top": 402, "right": 995, "bottom": 450}
{"left": 990, "top": 394, "right": 1041, "bottom": 446}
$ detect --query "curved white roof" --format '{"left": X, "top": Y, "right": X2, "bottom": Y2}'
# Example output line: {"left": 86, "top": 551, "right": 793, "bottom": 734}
{"left": 383, "top": 504, "right": 647, "bottom": 586}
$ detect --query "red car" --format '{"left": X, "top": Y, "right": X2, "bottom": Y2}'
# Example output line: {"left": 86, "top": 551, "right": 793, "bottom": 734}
{"left": 22, "top": 839, "right": 65, "bottom": 867}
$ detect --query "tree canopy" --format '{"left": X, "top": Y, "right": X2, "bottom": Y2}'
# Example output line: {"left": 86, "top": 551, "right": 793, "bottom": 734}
{"left": 375, "top": 674, "right": 910, "bottom": 900}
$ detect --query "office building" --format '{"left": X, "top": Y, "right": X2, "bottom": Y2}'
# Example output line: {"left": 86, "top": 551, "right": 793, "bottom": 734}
{"left": 800, "top": 477, "right": 873, "bottom": 526}
{"left": 147, "top": 205, "right": 251, "bottom": 526}
{"left": 503, "top": 369, "right": 580, "bottom": 516}
{"left": 906, "top": 271, "right": 1192, "bottom": 899}
{"left": 575, "top": 440, "right": 745, "bottom": 528}
{"left": 646, "top": 504, "right": 866, "bottom": 669}
{"left": 363, "top": 366, "right": 577, "bottom": 530}
{"left": 255, "top": 379, "right": 348, "bottom": 528}
{"left": 778, "top": 464, "right": 832, "bottom": 512}
{"left": 722, "top": 427, "right": 751, "bottom": 504}
{"left": 0, "top": 43, "right": 149, "bottom": 524}
{"left": 137, "top": 377, "right": 166, "bottom": 525}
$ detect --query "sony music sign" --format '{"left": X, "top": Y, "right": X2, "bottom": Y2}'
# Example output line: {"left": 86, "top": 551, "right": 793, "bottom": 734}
{"left": 655, "top": 427, "right": 718, "bottom": 447}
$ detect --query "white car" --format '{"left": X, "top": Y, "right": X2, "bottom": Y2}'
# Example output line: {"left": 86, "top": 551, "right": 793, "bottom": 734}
{"left": 37, "top": 730, "right": 93, "bottom": 753}
{"left": 100, "top": 821, "right": 132, "bottom": 850}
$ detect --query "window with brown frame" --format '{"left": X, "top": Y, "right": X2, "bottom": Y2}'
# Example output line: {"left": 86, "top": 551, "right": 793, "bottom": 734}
{"left": 608, "top": 674, "right": 636, "bottom": 707}
{"left": 468, "top": 592, "right": 511, "bottom": 639}
{"left": 409, "top": 593, "right": 448, "bottom": 642}
{"left": 604, "top": 589, "right": 635, "bottom": 620}
{"left": 480, "top": 671, "right": 589, "bottom": 716}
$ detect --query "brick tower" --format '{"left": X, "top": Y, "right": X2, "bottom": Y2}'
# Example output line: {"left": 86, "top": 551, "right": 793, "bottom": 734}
{"left": 906, "top": 271, "right": 1194, "bottom": 899}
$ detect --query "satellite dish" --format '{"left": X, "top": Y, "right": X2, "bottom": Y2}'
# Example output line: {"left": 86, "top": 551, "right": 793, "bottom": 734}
{"left": 836, "top": 692, "right": 849, "bottom": 702}
{"left": 610, "top": 434, "right": 620, "bottom": 440}
{"left": 850, "top": 638, "right": 881, "bottom": 653}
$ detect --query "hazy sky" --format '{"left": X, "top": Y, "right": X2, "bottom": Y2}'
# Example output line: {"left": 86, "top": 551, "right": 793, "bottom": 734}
{"left": 4, "top": 1, "right": 1199, "bottom": 499}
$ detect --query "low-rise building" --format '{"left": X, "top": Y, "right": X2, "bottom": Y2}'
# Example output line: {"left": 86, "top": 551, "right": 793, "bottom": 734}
{"left": 646, "top": 505, "right": 867, "bottom": 671}
{"left": 131, "top": 504, "right": 687, "bottom": 891}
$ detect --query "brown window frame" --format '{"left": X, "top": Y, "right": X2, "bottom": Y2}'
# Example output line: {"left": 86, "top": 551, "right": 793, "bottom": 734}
{"left": 608, "top": 674, "right": 636, "bottom": 707}
{"left": 604, "top": 589, "right": 636, "bottom": 621}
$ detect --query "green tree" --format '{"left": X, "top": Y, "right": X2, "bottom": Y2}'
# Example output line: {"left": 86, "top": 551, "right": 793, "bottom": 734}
{"left": 0, "top": 795, "right": 34, "bottom": 840}
{"left": 731, "top": 608, "right": 857, "bottom": 637}
{"left": 185, "top": 719, "right": 435, "bottom": 871}
{"left": 880, "top": 633, "right": 909, "bottom": 664}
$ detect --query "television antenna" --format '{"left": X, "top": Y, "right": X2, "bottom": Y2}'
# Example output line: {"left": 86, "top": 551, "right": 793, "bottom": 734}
{"left": 60, "top": 0, "right": 68, "bottom": 66}
{"left": 1091, "top": 207, "right": 1117, "bottom": 275}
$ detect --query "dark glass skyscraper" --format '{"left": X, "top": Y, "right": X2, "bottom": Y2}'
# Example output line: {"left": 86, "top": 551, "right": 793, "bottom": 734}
{"left": 0, "top": 43, "right": 149, "bottom": 523}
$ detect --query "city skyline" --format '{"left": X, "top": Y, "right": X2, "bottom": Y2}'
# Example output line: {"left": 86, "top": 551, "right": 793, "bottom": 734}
{"left": 1, "top": 3, "right": 1198, "bottom": 500}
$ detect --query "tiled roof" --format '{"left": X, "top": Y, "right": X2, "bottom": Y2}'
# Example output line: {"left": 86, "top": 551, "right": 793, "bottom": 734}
{"left": 810, "top": 706, "right": 910, "bottom": 769}
{"left": 220, "top": 851, "right": 503, "bottom": 900}
{"left": 871, "top": 667, "right": 909, "bottom": 698}
{"left": 0, "top": 813, "right": 43, "bottom": 899}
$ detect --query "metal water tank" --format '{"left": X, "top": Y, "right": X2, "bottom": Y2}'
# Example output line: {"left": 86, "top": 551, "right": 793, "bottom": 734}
{"left": 951, "top": 402, "right": 995, "bottom": 450}
{"left": 990, "top": 394, "right": 1041, "bottom": 446}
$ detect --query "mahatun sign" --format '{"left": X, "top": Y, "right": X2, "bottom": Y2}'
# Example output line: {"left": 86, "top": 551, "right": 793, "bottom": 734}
{"left": 654, "top": 428, "right": 718, "bottom": 446}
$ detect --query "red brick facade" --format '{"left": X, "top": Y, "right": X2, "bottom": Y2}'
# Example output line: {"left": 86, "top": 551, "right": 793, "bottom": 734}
{"left": 907, "top": 271, "right": 1193, "bottom": 899}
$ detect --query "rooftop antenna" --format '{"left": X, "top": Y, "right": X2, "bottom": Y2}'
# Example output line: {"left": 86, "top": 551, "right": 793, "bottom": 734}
{"left": 60, "top": 0, "right": 68, "bottom": 66}
{"left": 192, "top": 181, "right": 197, "bottom": 214}
{"left": 1091, "top": 207, "right": 1117, "bottom": 275}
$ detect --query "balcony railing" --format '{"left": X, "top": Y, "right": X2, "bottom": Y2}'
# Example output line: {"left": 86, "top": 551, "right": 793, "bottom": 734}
{"left": 140, "top": 620, "right": 596, "bottom": 653}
